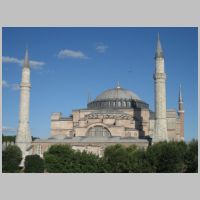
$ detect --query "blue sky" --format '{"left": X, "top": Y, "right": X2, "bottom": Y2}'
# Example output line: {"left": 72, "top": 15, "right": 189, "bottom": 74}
{"left": 2, "top": 27, "right": 198, "bottom": 141}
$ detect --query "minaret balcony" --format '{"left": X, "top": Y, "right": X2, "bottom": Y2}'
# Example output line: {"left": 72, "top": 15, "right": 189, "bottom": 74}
{"left": 153, "top": 73, "right": 166, "bottom": 80}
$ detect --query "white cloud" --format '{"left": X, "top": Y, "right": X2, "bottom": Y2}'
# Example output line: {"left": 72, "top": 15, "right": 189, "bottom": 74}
{"left": 95, "top": 43, "right": 108, "bottom": 53}
{"left": 2, "top": 80, "right": 9, "bottom": 88}
{"left": 2, "top": 56, "right": 45, "bottom": 69}
{"left": 2, "top": 56, "right": 22, "bottom": 65}
{"left": 2, "top": 80, "right": 20, "bottom": 91}
{"left": 11, "top": 83, "right": 20, "bottom": 91}
{"left": 58, "top": 49, "right": 88, "bottom": 59}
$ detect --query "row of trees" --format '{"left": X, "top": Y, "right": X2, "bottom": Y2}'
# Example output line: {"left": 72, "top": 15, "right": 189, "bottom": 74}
{"left": 2, "top": 140, "right": 198, "bottom": 173}
{"left": 2, "top": 135, "right": 40, "bottom": 143}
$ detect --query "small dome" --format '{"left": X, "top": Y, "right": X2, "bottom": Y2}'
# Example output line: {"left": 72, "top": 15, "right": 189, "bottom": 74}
{"left": 95, "top": 87, "right": 140, "bottom": 101}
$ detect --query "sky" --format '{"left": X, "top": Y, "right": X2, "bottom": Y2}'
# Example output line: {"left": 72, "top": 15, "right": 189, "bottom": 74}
{"left": 2, "top": 27, "right": 198, "bottom": 141}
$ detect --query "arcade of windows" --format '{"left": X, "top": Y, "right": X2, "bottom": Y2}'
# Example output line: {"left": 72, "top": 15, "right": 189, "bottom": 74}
{"left": 88, "top": 100, "right": 132, "bottom": 109}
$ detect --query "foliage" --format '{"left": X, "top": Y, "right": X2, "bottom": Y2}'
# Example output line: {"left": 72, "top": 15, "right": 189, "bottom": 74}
{"left": 2, "top": 135, "right": 16, "bottom": 143}
{"left": 44, "top": 145, "right": 104, "bottom": 173}
{"left": 128, "top": 149, "right": 154, "bottom": 173}
{"left": 2, "top": 145, "right": 22, "bottom": 173}
{"left": 104, "top": 144, "right": 153, "bottom": 173}
{"left": 24, "top": 155, "right": 44, "bottom": 173}
{"left": 36, "top": 140, "right": 199, "bottom": 173}
{"left": 184, "top": 139, "right": 198, "bottom": 173}
{"left": 104, "top": 144, "right": 129, "bottom": 172}
{"left": 146, "top": 141, "right": 187, "bottom": 173}
{"left": 2, "top": 135, "right": 39, "bottom": 143}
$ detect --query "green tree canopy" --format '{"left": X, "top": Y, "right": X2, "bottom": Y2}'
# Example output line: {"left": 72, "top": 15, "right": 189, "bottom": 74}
{"left": 44, "top": 144, "right": 103, "bottom": 173}
{"left": 2, "top": 145, "right": 22, "bottom": 173}
{"left": 24, "top": 155, "right": 44, "bottom": 173}
{"left": 184, "top": 139, "right": 198, "bottom": 173}
{"left": 146, "top": 141, "right": 187, "bottom": 173}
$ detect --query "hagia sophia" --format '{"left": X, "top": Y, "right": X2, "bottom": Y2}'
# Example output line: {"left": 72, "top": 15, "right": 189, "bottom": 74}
{"left": 15, "top": 34, "right": 184, "bottom": 158}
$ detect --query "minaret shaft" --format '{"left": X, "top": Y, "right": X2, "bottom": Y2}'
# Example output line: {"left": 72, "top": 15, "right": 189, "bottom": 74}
{"left": 16, "top": 49, "right": 32, "bottom": 156}
{"left": 154, "top": 35, "right": 168, "bottom": 141}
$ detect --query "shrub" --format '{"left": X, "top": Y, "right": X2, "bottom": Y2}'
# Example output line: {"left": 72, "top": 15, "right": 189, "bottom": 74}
{"left": 44, "top": 144, "right": 102, "bottom": 173}
{"left": 24, "top": 155, "right": 44, "bottom": 173}
{"left": 104, "top": 144, "right": 130, "bottom": 173}
{"left": 184, "top": 139, "right": 198, "bottom": 173}
{"left": 2, "top": 145, "right": 22, "bottom": 173}
{"left": 146, "top": 141, "right": 187, "bottom": 173}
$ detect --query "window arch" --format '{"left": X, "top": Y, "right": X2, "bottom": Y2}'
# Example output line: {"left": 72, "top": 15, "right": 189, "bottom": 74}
{"left": 87, "top": 126, "right": 111, "bottom": 137}
{"left": 117, "top": 101, "right": 121, "bottom": 107}
{"left": 122, "top": 101, "right": 126, "bottom": 107}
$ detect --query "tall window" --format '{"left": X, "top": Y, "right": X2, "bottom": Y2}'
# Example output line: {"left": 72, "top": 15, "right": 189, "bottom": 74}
{"left": 87, "top": 126, "right": 111, "bottom": 137}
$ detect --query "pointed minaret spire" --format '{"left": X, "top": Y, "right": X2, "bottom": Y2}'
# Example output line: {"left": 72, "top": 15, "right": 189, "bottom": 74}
{"left": 155, "top": 32, "right": 164, "bottom": 59}
{"left": 178, "top": 84, "right": 184, "bottom": 112}
{"left": 179, "top": 84, "right": 183, "bottom": 102}
{"left": 178, "top": 84, "right": 184, "bottom": 141}
{"left": 23, "top": 47, "right": 30, "bottom": 68}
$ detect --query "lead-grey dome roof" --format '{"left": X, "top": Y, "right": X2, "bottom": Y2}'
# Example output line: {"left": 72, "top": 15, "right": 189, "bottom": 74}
{"left": 95, "top": 87, "right": 140, "bottom": 100}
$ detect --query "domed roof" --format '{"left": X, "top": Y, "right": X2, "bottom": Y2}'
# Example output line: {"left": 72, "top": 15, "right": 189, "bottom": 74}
{"left": 95, "top": 85, "right": 140, "bottom": 101}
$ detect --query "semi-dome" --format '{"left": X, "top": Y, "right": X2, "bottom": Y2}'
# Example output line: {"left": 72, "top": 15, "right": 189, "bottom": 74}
{"left": 87, "top": 84, "right": 149, "bottom": 110}
{"left": 95, "top": 87, "right": 140, "bottom": 101}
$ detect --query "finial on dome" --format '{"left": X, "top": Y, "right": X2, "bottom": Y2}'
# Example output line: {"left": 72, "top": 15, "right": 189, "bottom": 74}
{"left": 116, "top": 81, "right": 121, "bottom": 89}
{"left": 87, "top": 92, "right": 92, "bottom": 103}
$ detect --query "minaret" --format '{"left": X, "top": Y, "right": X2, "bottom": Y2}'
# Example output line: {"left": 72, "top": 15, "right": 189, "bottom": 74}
{"left": 153, "top": 33, "right": 168, "bottom": 141}
{"left": 178, "top": 84, "right": 184, "bottom": 140}
{"left": 16, "top": 48, "right": 32, "bottom": 157}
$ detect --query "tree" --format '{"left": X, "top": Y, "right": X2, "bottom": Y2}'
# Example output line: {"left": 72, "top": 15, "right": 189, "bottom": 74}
{"left": 146, "top": 141, "right": 187, "bottom": 173}
{"left": 24, "top": 155, "right": 44, "bottom": 173}
{"left": 2, "top": 145, "right": 22, "bottom": 173}
{"left": 2, "top": 135, "right": 16, "bottom": 143}
{"left": 128, "top": 149, "right": 154, "bottom": 173}
{"left": 184, "top": 139, "right": 198, "bottom": 173}
{"left": 44, "top": 145, "right": 75, "bottom": 173}
{"left": 44, "top": 144, "right": 103, "bottom": 173}
{"left": 104, "top": 144, "right": 130, "bottom": 172}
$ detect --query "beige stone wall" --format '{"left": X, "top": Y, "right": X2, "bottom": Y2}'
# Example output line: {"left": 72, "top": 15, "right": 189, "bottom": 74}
{"left": 109, "top": 126, "right": 125, "bottom": 137}
{"left": 150, "top": 115, "right": 182, "bottom": 141}
{"left": 51, "top": 107, "right": 152, "bottom": 139}
{"left": 75, "top": 127, "right": 87, "bottom": 136}
{"left": 51, "top": 120, "right": 73, "bottom": 136}
{"left": 103, "top": 118, "right": 115, "bottom": 125}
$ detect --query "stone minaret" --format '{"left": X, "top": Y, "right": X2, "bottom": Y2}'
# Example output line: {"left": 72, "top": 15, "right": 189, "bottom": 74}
{"left": 153, "top": 33, "right": 168, "bottom": 141}
{"left": 178, "top": 84, "right": 184, "bottom": 140}
{"left": 16, "top": 49, "right": 32, "bottom": 157}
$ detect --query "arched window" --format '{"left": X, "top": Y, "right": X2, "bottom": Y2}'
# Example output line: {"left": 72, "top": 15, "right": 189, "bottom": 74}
{"left": 122, "top": 101, "right": 126, "bottom": 107}
{"left": 87, "top": 126, "right": 111, "bottom": 137}
{"left": 118, "top": 101, "right": 121, "bottom": 107}
{"left": 127, "top": 102, "right": 131, "bottom": 107}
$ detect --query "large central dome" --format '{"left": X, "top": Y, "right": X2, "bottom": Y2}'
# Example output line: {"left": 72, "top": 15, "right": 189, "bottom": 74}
{"left": 87, "top": 85, "right": 148, "bottom": 110}
{"left": 96, "top": 87, "right": 140, "bottom": 101}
